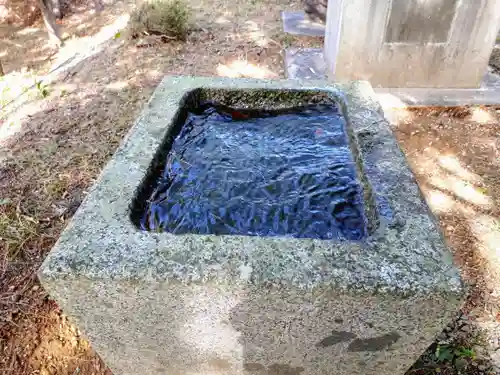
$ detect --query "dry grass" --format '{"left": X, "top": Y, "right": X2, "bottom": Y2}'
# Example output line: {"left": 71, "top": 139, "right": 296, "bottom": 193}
{"left": 0, "top": 0, "right": 316, "bottom": 373}
{"left": 0, "top": 203, "right": 40, "bottom": 260}
{"left": 129, "top": 0, "right": 190, "bottom": 40}
{"left": 0, "top": 0, "right": 39, "bottom": 26}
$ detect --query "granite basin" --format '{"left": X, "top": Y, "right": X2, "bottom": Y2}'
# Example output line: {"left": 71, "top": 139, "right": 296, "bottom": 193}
{"left": 39, "top": 77, "right": 465, "bottom": 375}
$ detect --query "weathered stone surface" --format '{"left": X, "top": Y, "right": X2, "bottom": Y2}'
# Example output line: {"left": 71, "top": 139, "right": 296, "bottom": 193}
{"left": 282, "top": 11, "right": 325, "bottom": 36}
{"left": 324, "top": 0, "right": 500, "bottom": 87}
{"left": 285, "top": 48, "right": 500, "bottom": 105}
{"left": 285, "top": 47, "right": 326, "bottom": 80}
{"left": 39, "top": 77, "right": 465, "bottom": 375}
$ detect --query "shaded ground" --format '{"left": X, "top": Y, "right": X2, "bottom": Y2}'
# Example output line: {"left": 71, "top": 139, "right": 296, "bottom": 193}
{"left": 0, "top": 0, "right": 320, "bottom": 374}
{"left": 0, "top": 0, "right": 136, "bottom": 74}
{"left": 391, "top": 106, "right": 500, "bottom": 375}
{"left": 0, "top": 1, "right": 499, "bottom": 375}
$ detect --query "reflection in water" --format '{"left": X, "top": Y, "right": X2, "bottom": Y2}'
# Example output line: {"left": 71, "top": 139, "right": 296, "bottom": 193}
{"left": 141, "top": 102, "right": 367, "bottom": 240}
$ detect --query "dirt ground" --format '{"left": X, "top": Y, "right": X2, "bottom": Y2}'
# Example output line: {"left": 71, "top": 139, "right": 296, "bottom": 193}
{"left": 391, "top": 106, "right": 500, "bottom": 374}
{"left": 0, "top": 1, "right": 499, "bottom": 374}
{"left": 0, "top": 1, "right": 320, "bottom": 374}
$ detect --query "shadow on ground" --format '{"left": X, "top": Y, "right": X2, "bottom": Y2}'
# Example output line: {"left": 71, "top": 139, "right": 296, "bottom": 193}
{"left": 392, "top": 106, "right": 500, "bottom": 375}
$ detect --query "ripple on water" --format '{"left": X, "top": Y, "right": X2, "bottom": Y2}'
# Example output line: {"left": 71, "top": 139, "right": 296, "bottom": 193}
{"left": 141, "top": 102, "right": 367, "bottom": 240}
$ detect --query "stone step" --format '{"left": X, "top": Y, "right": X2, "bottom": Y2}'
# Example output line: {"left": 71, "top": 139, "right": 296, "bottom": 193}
{"left": 284, "top": 47, "right": 326, "bottom": 80}
{"left": 284, "top": 47, "right": 500, "bottom": 105}
{"left": 281, "top": 11, "right": 325, "bottom": 37}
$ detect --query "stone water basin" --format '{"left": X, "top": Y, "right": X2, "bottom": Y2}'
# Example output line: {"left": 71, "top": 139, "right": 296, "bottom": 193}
{"left": 39, "top": 77, "right": 464, "bottom": 375}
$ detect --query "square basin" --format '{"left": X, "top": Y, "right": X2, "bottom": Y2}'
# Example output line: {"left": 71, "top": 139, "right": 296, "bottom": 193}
{"left": 39, "top": 77, "right": 464, "bottom": 375}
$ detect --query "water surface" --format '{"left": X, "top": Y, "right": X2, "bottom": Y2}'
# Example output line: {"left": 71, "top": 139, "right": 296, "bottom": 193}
{"left": 141, "top": 102, "right": 367, "bottom": 240}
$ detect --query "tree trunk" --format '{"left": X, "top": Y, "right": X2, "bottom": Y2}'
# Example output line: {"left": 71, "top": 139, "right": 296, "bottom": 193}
{"left": 38, "top": 0, "right": 63, "bottom": 45}
{"left": 0, "top": 61, "right": 4, "bottom": 76}
{"left": 52, "top": 0, "right": 62, "bottom": 19}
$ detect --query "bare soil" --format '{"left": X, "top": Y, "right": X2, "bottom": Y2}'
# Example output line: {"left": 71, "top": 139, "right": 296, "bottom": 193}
{"left": 0, "top": 0, "right": 320, "bottom": 374}
{"left": 392, "top": 106, "right": 500, "bottom": 304}
{"left": 0, "top": 1, "right": 499, "bottom": 375}
{"left": 391, "top": 106, "right": 500, "bottom": 374}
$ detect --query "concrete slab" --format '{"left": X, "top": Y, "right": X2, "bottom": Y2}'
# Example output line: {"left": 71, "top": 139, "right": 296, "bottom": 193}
{"left": 285, "top": 48, "right": 326, "bottom": 80}
{"left": 282, "top": 11, "right": 325, "bottom": 37}
{"left": 324, "top": 0, "right": 500, "bottom": 87}
{"left": 285, "top": 48, "right": 500, "bottom": 105}
{"left": 39, "top": 77, "right": 465, "bottom": 375}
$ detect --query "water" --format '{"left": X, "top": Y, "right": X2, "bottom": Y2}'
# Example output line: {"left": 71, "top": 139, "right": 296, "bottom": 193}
{"left": 140, "top": 102, "right": 367, "bottom": 240}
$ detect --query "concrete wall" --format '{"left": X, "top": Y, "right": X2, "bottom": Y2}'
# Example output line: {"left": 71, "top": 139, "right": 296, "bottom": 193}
{"left": 325, "top": 0, "right": 500, "bottom": 88}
